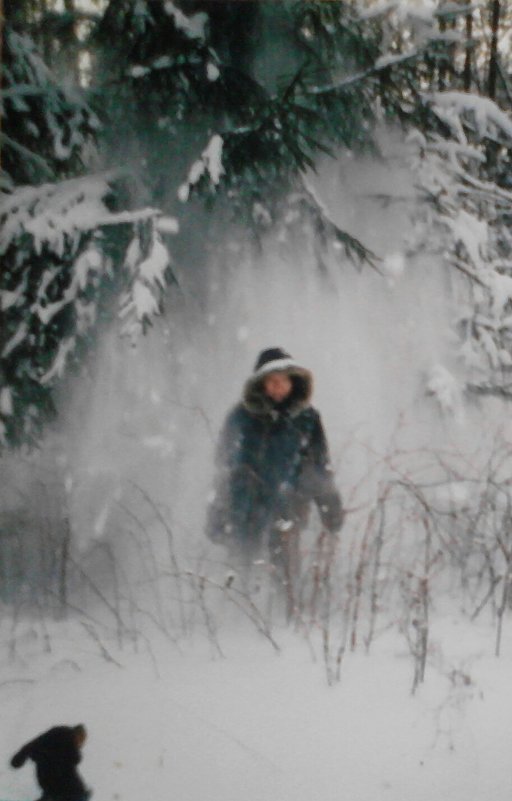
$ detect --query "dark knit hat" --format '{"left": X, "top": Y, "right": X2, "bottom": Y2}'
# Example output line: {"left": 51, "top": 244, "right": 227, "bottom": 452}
{"left": 253, "top": 347, "right": 297, "bottom": 376}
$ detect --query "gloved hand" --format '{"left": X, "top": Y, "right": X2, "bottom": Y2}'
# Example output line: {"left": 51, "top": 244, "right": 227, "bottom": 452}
{"left": 205, "top": 496, "right": 233, "bottom": 544}
{"left": 317, "top": 492, "right": 344, "bottom": 534}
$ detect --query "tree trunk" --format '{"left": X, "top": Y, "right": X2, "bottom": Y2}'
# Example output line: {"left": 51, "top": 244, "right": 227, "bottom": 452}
{"left": 463, "top": 10, "right": 473, "bottom": 91}
{"left": 0, "top": 0, "right": 4, "bottom": 176}
{"left": 62, "top": 0, "right": 79, "bottom": 84}
{"left": 488, "top": 0, "right": 501, "bottom": 100}
{"left": 438, "top": 10, "right": 447, "bottom": 89}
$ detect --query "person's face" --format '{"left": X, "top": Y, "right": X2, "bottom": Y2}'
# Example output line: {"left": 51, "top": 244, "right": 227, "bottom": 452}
{"left": 262, "top": 372, "right": 293, "bottom": 403}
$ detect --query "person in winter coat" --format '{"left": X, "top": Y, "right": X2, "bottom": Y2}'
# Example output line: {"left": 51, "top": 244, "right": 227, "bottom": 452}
{"left": 10, "top": 724, "right": 90, "bottom": 801}
{"left": 206, "top": 347, "right": 343, "bottom": 572}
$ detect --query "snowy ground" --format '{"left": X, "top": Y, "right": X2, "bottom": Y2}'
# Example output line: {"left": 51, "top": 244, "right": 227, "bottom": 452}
{"left": 1, "top": 614, "right": 511, "bottom": 801}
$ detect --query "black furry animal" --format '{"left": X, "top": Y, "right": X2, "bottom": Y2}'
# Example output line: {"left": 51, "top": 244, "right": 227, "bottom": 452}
{"left": 10, "top": 724, "right": 90, "bottom": 801}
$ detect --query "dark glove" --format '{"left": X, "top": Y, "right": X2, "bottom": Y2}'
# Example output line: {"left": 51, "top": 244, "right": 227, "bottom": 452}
{"left": 317, "top": 492, "right": 344, "bottom": 534}
{"left": 205, "top": 497, "right": 233, "bottom": 544}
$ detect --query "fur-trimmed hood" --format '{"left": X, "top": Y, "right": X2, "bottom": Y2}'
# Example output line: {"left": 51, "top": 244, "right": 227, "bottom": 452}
{"left": 242, "top": 352, "right": 313, "bottom": 418}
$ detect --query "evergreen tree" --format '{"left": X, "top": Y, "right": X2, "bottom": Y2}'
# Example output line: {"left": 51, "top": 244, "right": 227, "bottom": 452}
{"left": 410, "top": 90, "right": 512, "bottom": 398}
{"left": 0, "top": 0, "right": 378, "bottom": 448}
{"left": 92, "top": 1, "right": 386, "bottom": 256}
{"left": 1, "top": 20, "right": 176, "bottom": 447}
{"left": 1, "top": 0, "right": 488, "bottom": 448}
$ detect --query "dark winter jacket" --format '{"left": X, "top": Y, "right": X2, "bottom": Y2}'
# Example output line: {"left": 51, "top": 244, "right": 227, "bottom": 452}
{"left": 11, "top": 726, "right": 89, "bottom": 801}
{"left": 207, "top": 360, "right": 343, "bottom": 549}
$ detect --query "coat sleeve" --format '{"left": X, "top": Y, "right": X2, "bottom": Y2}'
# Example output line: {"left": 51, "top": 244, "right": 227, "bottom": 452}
{"left": 305, "top": 414, "right": 344, "bottom": 534}
{"left": 206, "top": 408, "right": 244, "bottom": 543}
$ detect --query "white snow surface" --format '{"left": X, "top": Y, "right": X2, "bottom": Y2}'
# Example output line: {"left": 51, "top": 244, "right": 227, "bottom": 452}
{"left": 2, "top": 618, "right": 512, "bottom": 801}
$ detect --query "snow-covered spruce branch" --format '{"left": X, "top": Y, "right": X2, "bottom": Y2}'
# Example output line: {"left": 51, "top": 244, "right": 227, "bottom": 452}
{"left": 177, "top": 134, "right": 224, "bottom": 203}
{"left": 175, "top": 131, "right": 377, "bottom": 270}
{"left": 298, "top": 177, "right": 379, "bottom": 269}
{"left": 356, "top": 1, "right": 477, "bottom": 24}
{"left": 308, "top": 49, "right": 423, "bottom": 96}
{"left": 466, "top": 382, "right": 512, "bottom": 399}
{"left": 456, "top": 170, "right": 512, "bottom": 205}
{"left": 426, "top": 91, "right": 512, "bottom": 145}
{"left": 3, "top": 29, "right": 99, "bottom": 182}
{"left": 120, "top": 0, "right": 214, "bottom": 85}
{"left": 0, "top": 85, "right": 51, "bottom": 99}
{"left": 0, "top": 172, "right": 158, "bottom": 256}
{"left": 0, "top": 172, "right": 179, "bottom": 446}
{"left": 407, "top": 111, "right": 512, "bottom": 394}
{"left": 0, "top": 133, "right": 55, "bottom": 178}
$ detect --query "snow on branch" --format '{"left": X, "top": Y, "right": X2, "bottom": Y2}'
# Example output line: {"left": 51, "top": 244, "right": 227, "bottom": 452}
{"left": 299, "top": 176, "right": 378, "bottom": 269}
{"left": 178, "top": 135, "right": 224, "bottom": 202}
{"left": 426, "top": 364, "right": 464, "bottom": 421}
{"left": 1, "top": 172, "right": 178, "bottom": 447}
{"left": 40, "top": 338, "right": 77, "bottom": 385}
{"left": 0, "top": 132, "right": 55, "bottom": 178}
{"left": 356, "top": 1, "right": 400, "bottom": 21}
{"left": 408, "top": 114, "right": 512, "bottom": 396}
{"left": 308, "top": 49, "right": 422, "bottom": 96}
{"left": 4, "top": 30, "right": 99, "bottom": 179}
{"left": 445, "top": 209, "right": 489, "bottom": 272}
{"left": 0, "top": 174, "right": 161, "bottom": 258}
{"left": 119, "top": 223, "right": 175, "bottom": 340}
{"left": 163, "top": 1, "right": 208, "bottom": 41}
{"left": 428, "top": 92, "right": 512, "bottom": 144}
